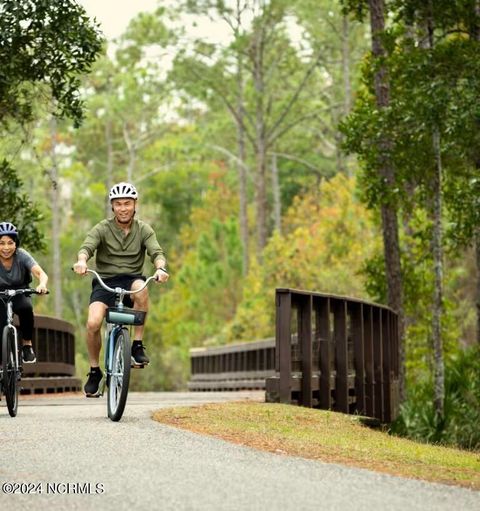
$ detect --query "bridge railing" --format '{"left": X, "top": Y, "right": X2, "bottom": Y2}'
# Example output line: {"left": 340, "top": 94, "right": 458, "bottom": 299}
{"left": 266, "top": 288, "right": 400, "bottom": 422}
{"left": 16, "top": 315, "right": 81, "bottom": 394}
{"left": 188, "top": 288, "right": 400, "bottom": 423}
{"left": 189, "top": 338, "right": 275, "bottom": 391}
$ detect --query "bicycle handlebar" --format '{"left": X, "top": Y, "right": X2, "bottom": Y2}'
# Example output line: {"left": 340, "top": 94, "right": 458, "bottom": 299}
{"left": 84, "top": 269, "right": 158, "bottom": 295}
{"left": 0, "top": 288, "right": 49, "bottom": 297}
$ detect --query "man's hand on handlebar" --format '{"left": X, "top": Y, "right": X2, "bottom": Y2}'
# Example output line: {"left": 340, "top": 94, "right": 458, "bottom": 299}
{"left": 73, "top": 260, "right": 88, "bottom": 275}
{"left": 154, "top": 268, "right": 169, "bottom": 283}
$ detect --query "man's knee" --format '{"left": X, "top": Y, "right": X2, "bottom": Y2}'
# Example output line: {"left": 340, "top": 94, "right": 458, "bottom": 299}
{"left": 86, "top": 304, "right": 106, "bottom": 333}
{"left": 86, "top": 317, "right": 102, "bottom": 334}
{"left": 131, "top": 281, "right": 149, "bottom": 309}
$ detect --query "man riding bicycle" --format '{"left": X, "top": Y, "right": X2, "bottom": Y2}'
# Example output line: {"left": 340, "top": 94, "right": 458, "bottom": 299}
{"left": 73, "top": 182, "right": 168, "bottom": 397}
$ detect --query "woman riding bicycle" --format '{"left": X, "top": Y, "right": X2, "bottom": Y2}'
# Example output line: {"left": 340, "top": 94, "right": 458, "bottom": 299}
{"left": 0, "top": 222, "right": 49, "bottom": 364}
{"left": 73, "top": 182, "right": 169, "bottom": 397}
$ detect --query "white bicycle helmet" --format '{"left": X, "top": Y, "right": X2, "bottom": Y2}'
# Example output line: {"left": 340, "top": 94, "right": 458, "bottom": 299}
{"left": 109, "top": 182, "right": 138, "bottom": 201}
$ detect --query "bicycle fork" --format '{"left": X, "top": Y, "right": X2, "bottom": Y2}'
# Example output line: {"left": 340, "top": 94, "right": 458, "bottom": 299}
{"left": 6, "top": 303, "right": 20, "bottom": 380}
{"left": 12, "top": 327, "right": 20, "bottom": 381}
{"left": 102, "top": 325, "right": 120, "bottom": 396}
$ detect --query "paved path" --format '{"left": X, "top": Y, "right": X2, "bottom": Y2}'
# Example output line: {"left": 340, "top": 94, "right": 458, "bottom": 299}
{"left": 0, "top": 392, "right": 479, "bottom": 510}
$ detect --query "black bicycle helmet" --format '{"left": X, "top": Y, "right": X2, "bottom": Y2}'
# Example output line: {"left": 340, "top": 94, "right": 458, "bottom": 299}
{"left": 0, "top": 222, "right": 20, "bottom": 245}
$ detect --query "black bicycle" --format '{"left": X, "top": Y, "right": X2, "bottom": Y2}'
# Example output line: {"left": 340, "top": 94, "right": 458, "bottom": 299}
{"left": 82, "top": 269, "right": 157, "bottom": 421}
{"left": 0, "top": 288, "right": 46, "bottom": 417}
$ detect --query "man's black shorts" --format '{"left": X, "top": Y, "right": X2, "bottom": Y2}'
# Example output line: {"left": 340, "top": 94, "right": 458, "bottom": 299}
{"left": 89, "top": 274, "right": 146, "bottom": 308}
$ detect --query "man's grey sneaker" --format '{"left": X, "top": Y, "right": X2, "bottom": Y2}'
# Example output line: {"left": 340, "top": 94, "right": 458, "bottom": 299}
{"left": 131, "top": 342, "right": 149, "bottom": 367}
{"left": 84, "top": 368, "right": 104, "bottom": 397}
{"left": 22, "top": 345, "right": 36, "bottom": 364}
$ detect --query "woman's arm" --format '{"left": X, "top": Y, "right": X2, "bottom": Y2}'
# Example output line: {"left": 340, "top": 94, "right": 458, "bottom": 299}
{"left": 31, "top": 264, "right": 48, "bottom": 294}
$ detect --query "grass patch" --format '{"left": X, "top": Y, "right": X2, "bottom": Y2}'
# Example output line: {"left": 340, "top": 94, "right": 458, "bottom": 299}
{"left": 153, "top": 401, "right": 480, "bottom": 490}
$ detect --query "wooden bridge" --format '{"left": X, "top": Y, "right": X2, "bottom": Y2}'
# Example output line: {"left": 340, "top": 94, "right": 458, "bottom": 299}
{"left": 17, "top": 315, "right": 81, "bottom": 394}
{"left": 189, "top": 288, "right": 400, "bottom": 423}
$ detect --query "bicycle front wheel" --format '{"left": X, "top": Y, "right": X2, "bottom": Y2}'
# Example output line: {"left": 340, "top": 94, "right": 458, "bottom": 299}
{"left": 107, "top": 328, "right": 131, "bottom": 421}
{"left": 2, "top": 326, "right": 19, "bottom": 417}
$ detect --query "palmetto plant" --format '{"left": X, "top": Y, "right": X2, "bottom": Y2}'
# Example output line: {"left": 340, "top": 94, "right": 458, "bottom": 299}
{"left": 391, "top": 346, "right": 480, "bottom": 451}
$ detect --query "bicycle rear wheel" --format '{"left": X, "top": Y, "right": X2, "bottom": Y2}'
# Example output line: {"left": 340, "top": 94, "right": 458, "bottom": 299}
{"left": 107, "top": 328, "right": 131, "bottom": 421}
{"left": 2, "top": 326, "right": 19, "bottom": 417}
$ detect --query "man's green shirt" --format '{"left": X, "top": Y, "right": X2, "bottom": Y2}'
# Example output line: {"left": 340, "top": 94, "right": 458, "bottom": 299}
{"left": 79, "top": 218, "right": 165, "bottom": 277}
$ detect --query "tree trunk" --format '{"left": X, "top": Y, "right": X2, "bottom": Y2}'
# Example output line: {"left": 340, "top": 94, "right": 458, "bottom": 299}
{"left": 123, "top": 122, "right": 135, "bottom": 183}
{"left": 105, "top": 119, "right": 114, "bottom": 217}
{"left": 432, "top": 128, "right": 445, "bottom": 417}
{"left": 237, "top": 110, "right": 249, "bottom": 275}
{"left": 342, "top": 16, "right": 352, "bottom": 116}
{"left": 340, "top": 15, "right": 351, "bottom": 176}
{"left": 49, "top": 116, "right": 63, "bottom": 318}
{"left": 235, "top": 18, "right": 249, "bottom": 275}
{"left": 473, "top": 0, "right": 480, "bottom": 344}
{"left": 368, "top": 0, "right": 406, "bottom": 400}
{"left": 252, "top": 25, "right": 268, "bottom": 254}
{"left": 271, "top": 152, "right": 281, "bottom": 233}
{"left": 476, "top": 231, "right": 480, "bottom": 344}
{"left": 255, "top": 139, "right": 268, "bottom": 253}
{"left": 421, "top": 5, "right": 445, "bottom": 417}
{"left": 471, "top": 0, "right": 480, "bottom": 40}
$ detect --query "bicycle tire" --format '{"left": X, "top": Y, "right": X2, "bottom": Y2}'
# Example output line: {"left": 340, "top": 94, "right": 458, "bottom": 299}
{"left": 107, "top": 328, "right": 131, "bottom": 421}
{"left": 2, "top": 326, "right": 19, "bottom": 417}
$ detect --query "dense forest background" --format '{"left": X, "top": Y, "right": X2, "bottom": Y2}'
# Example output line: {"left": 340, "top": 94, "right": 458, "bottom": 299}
{"left": 1, "top": 0, "right": 479, "bottom": 450}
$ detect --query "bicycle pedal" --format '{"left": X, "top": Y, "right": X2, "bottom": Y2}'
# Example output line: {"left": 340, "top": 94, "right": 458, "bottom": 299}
{"left": 85, "top": 379, "right": 105, "bottom": 399}
{"left": 85, "top": 389, "right": 104, "bottom": 398}
{"left": 131, "top": 356, "right": 148, "bottom": 368}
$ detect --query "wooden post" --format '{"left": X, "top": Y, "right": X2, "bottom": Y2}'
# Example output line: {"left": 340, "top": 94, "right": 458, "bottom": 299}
{"left": 373, "top": 307, "right": 384, "bottom": 421}
{"left": 364, "top": 305, "right": 375, "bottom": 418}
{"left": 382, "top": 311, "right": 392, "bottom": 422}
{"left": 351, "top": 302, "right": 365, "bottom": 415}
{"left": 334, "top": 299, "right": 349, "bottom": 413}
{"left": 277, "top": 290, "right": 292, "bottom": 403}
{"left": 299, "top": 294, "right": 313, "bottom": 407}
{"left": 316, "top": 297, "right": 332, "bottom": 410}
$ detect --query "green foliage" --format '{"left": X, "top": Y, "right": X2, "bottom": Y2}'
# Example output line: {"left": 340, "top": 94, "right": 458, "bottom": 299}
{"left": 361, "top": 207, "right": 464, "bottom": 380}
{"left": 170, "top": 0, "right": 343, "bottom": 217}
{"left": 0, "top": 0, "right": 103, "bottom": 127}
{"left": 117, "top": 10, "right": 170, "bottom": 66}
{"left": 341, "top": 4, "right": 480, "bottom": 246}
{"left": 391, "top": 346, "right": 480, "bottom": 451}
{"left": 134, "top": 169, "right": 244, "bottom": 389}
{"left": 339, "top": 0, "right": 369, "bottom": 21}
{"left": 141, "top": 128, "right": 218, "bottom": 249}
{"left": 226, "top": 174, "right": 380, "bottom": 341}
{"left": 0, "top": 160, "right": 45, "bottom": 251}
{"left": 341, "top": 0, "right": 480, "bottom": 429}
